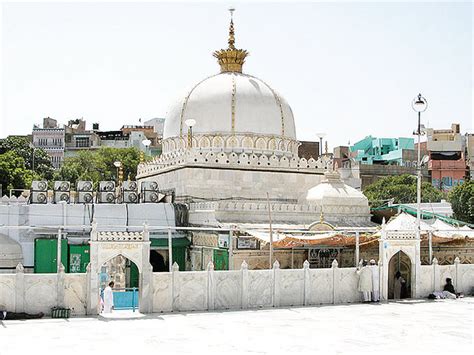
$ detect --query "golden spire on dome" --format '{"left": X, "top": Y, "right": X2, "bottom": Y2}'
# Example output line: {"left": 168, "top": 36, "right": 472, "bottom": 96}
{"left": 213, "top": 8, "right": 249, "bottom": 73}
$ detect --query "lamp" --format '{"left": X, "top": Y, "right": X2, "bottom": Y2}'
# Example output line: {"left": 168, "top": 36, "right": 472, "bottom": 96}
{"left": 185, "top": 119, "right": 196, "bottom": 148}
{"left": 411, "top": 93, "right": 428, "bottom": 242}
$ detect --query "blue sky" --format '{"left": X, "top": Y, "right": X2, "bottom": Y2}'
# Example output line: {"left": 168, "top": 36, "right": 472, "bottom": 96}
{"left": 1, "top": 1, "right": 472, "bottom": 148}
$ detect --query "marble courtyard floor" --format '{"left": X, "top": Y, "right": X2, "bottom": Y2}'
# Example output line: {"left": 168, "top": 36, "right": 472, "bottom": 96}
{"left": 1, "top": 298, "right": 472, "bottom": 354}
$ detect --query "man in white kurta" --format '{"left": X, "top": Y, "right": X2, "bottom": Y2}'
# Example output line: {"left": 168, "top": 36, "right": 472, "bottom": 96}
{"left": 368, "top": 259, "right": 380, "bottom": 302}
{"left": 357, "top": 260, "right": 372, "bottom": 302}
{"left": 103, "top": 281, "right": 115, "bottom": 313}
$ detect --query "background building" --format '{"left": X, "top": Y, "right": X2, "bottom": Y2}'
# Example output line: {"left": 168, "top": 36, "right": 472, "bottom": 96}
{"left": 64, "top": 118, "right": 101, "bottom": 157}
{"left": 427, "top": 123, "right": 468, "bottom": 191}
{"left": 32, "top": 117, "right": 65, "bottom": 168}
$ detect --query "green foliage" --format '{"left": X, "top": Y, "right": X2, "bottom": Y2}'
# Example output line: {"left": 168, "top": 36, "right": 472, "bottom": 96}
{"left": 0, "top": 136, "right": 53, "bottom": 179}
{"left": 364, "top": 174, "right": 444, "bottom": 208}
{"left": 449, "top": 180, "right": 474, "bottom": 224}
{"left": 53, "top": 147, "right": 142, "bottom": 187}
{"left": 0, "top": 150, "right": 39, "bottom": 194}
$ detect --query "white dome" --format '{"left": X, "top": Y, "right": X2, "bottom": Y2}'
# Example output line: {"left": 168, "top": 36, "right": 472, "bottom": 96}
{"left": 161, "top": 72, "right": 299, "bottom": 156}
{"left": 0, "top": 234, "right": 23, "bottom": 268}
{"left": 307, "top": 172, "right": 369, "bottom": 207}
{"left": 164, "top": 72, "right": 296, "bottom": 140}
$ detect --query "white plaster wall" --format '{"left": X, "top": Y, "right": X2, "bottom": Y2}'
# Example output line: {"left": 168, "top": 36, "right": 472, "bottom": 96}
{"left": 24, "top": 274, "right": 57, "bottom": 314}
{"left": 140, "top": 166, "right": 324, "bottom": 203}
{"left": 0, "top": 274, "right": 15, "bottom": 310}
{"left": 153, "top": 273, "right": 172, "bottom": 312}
{"left": 419, "top": 266, "right": 434, "bottom": 297}
{"left": 174, "top": 271, "right": 208, "bottom": 311}
{"left": 279, "top": 269, "right": 304, "bottom": 306}
{"left": 458, "top": 264, "right": 474, "bottom": 294}
{"left": 335, "top": 268, "right": 360, "bottom": 304}
{"left": 63, "top": 274, "right": 87, "bottom": 316}
{"left": 248, "top": 270, "right": 273, "bottom": 308}
{"left": 215, "top": 271, "right": 241, "bottom": 310}
{"left": 308, "top": 269, "right": 333, "bottom": 305}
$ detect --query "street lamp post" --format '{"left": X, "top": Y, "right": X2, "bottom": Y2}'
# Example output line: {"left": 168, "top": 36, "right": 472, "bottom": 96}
{"left": 185, "top": 119, "right": 196, "bottom": 149}
{"left": 412, "top": 93, "right": 428, "bottom": 239}
{"left": 316, "top": 133, "right": 326, "bottom": 157}
{"left": 113, "top": 161, "right": 122, "bottom": 187}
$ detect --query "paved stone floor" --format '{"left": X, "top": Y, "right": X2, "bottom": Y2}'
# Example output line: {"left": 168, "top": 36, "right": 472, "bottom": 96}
{"left": 1, "top": 298, "right": 473, "bottom": 354}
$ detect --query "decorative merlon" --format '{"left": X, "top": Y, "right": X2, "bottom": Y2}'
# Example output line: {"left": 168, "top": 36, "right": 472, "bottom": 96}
{"left": 137, "top": 149, "right": 333, "bottom": 178}
{"left": 97, "top": 231, "right": 144, "bottom": 242}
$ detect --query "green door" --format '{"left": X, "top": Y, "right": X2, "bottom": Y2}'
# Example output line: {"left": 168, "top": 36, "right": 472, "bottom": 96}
{"left": 130, "top": 262, "right": 139, "bottom": 288}
{"left": 34, "top": 238, "right": 69, "bottom": 273}
{"left": 172, "top": 246, "right": 186, "bottom": 271}
{"left": 213, "top": 249, "right": 229, "bottom": 270}
{"left": 69, "top": 244, "right": 90, "bottom": 273}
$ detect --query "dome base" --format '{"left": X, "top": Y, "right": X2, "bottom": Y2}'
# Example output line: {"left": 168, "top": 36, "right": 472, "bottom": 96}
{"left": 163, "top": 133, "right": 300, "bottom": 157}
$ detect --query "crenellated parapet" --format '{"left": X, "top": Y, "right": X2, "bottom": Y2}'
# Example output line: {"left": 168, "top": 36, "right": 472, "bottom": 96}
{"left": 137, "top": 148, "right": 333, "bottom": 178}
{"left": 188, "top": 200, "right": 370, "bottom": 216}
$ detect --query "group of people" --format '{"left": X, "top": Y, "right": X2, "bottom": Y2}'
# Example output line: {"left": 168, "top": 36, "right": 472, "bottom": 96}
{"left": 357, "top": 259, "right": 380, "bottom": 303}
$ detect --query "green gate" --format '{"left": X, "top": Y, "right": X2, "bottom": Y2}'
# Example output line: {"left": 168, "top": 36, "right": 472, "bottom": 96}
{"left": 150, "top": 237, "right": 190, "bottom": 271}
{"left": 34, "top": 238, "right": 69, "bottom": 273}
{"left": 68, "top": 244, "right": 90, "bottom": 273}
{"left": 213, "top": 249, "right": 229, "bottom": 270}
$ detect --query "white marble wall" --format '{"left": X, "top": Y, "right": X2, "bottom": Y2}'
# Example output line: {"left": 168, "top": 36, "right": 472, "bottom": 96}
{"left": 0, "top": 264, "right": 87, "bottom": 316}
{"left": 1, "top": 259, "right": 472, "bottom": 316}
{"left": 151, "top": 259, "right": 474, "bottom": 313}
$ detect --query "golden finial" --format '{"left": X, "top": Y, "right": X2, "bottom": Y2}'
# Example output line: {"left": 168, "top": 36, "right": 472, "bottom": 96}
{"left": 213, "top": 8, "right": 249, "bottom": 73}
{"left": 228, "top": 8, "right": 235, "bottom": 49}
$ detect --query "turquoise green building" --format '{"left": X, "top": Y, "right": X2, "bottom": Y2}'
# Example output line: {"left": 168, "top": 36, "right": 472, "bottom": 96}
{"left": 350, "top": 136, "right": 415, "bottom": 165}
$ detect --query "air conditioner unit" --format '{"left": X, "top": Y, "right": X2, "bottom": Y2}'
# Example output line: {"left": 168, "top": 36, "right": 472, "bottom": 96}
{"left": 54, "top": 181, "right": 70, "bottom": 191}
{"left": 77, "top": 181, "right": 93, "bottom": 192}
{"left": 141, "top": 181, "right": 158, "bottom": 192}
{"left": 54, "top": 192, "right": 70, "bottom": 203}
{"left": 123, "top": 181, "right": 138, "bottom": 191}
{"left": 31, "top": 180, "right": 48, "bottom": 191}
{"left": 98, "top": 192, "right": 115, "bottom": 203}
{"left": 31, "top": 191, "right": 48, "bottom": 204}
{"left": 77, "top": 191, "right": 94, "bottom": 204}
{"left": 99, "top": 181, "right": 115, "bottom": 192}
{"left": 123, "top": 191, "right": 139, "bottom": 203}
{"left": 142, "top": 191, "right": 165, "bottom": 203}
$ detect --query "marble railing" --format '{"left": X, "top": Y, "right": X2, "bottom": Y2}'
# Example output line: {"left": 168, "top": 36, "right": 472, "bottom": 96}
{"left": 189, "top": 201, "right": 370, "bottom": 216}
{"left": 137, "top": 149, "right": 333, "bottom": 178}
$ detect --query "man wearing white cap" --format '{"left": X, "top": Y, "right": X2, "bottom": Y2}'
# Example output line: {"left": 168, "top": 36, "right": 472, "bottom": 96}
{"left": 356, "top": 260, "right": 372, "bottom": 303}
{"left": 369, "top": 259, "right": 380, "bottom": 302}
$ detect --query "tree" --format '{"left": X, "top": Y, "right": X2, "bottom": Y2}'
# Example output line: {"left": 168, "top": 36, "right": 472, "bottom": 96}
{"left": 0, "top": 150, "right": 39, "bottom": 195}
{"left": 53, "top": 147, "right": 142, "bottom": 187}
{"left": 364, "top": 174, "right": 444, "bottom": 208}
{"left": 449, "top": 180, "right": 474, "bottom": 224}
{"left": 0, "top": 136, "right": 54, "bottom": 180}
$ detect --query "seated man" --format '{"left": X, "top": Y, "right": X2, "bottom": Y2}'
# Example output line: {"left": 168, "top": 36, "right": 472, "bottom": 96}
{"left": 428, "top": 278, "right": 460, "bottom": 300}
{"left": 443, "top": 278, "right": 456, "bottom": 295}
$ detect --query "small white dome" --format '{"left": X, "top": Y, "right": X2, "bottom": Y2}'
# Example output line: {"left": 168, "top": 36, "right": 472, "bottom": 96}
{"left": 0, "top": 234, "right": 23, "bottom": 268}
{"left": 164, "top": 72, "right": 296, "bottom": 140}
{"left": 307, "top": 171, "right": 369, "bottom": 207}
